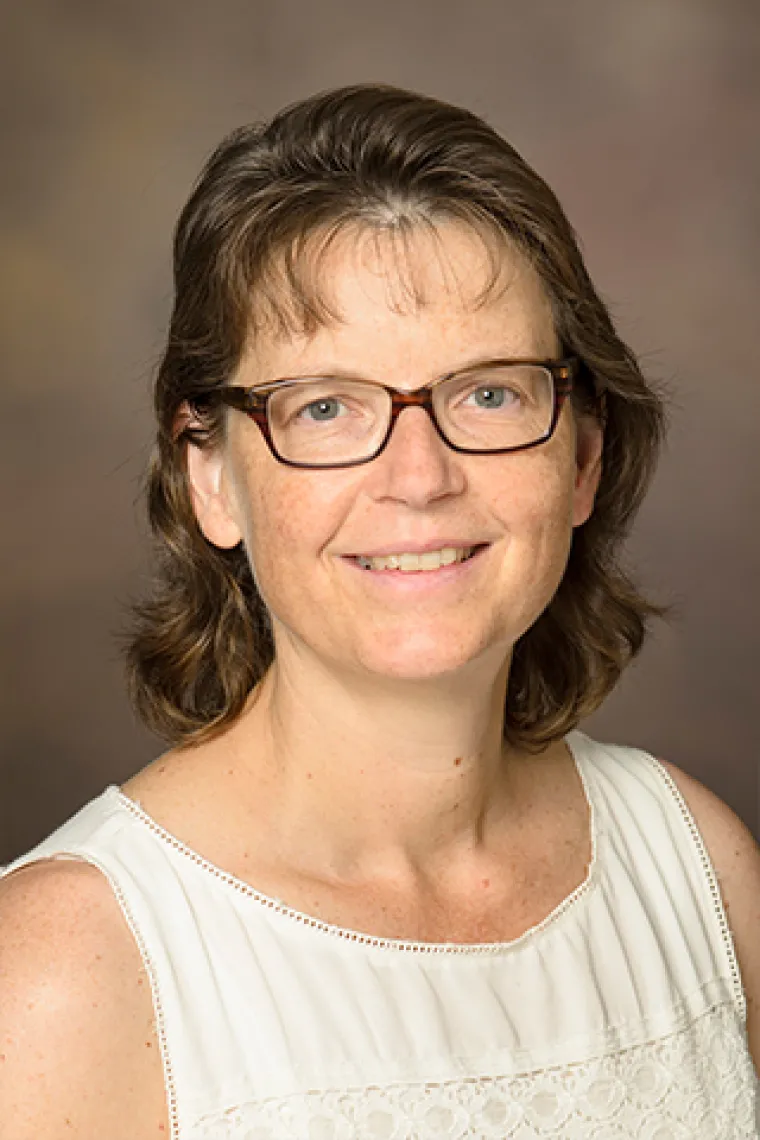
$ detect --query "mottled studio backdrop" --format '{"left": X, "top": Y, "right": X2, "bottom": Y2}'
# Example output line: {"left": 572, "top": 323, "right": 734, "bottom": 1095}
{"left": 2, "top": 0, "right": 758, "bottom": 861}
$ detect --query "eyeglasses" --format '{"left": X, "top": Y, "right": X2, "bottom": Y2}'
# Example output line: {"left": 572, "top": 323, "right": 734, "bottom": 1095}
{"left": 207, "top": 358, "right": 579, "bottom": 469}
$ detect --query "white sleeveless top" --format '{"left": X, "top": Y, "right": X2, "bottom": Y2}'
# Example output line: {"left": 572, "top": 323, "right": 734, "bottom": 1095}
{"left": 4, "top": 731, "right": 758, "bottom": 1138}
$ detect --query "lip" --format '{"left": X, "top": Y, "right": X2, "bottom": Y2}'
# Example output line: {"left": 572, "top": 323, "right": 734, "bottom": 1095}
{"left": 343, "top": 540, "right": 490, "bottom": 558}
{"left": 340, "top": 543, "right": 490, "bottom": 586}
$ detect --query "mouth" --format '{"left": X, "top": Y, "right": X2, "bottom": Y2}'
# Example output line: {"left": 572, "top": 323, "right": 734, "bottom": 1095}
{"left": 351, "top": 545, "right": 487, "bottom": 573}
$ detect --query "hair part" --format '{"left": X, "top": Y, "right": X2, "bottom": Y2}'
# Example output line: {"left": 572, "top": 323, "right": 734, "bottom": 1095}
{"left": 126, "top": 83, "right": 667, "bottom": 749}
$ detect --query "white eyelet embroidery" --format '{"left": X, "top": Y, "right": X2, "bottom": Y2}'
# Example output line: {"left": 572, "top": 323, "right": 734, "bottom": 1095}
{"left": 191, "top": 1004, "right": 758, "bottom": 1139}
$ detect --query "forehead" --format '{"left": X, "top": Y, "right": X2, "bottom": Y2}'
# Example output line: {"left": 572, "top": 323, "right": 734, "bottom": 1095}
{"left": 243, "top": 220, "right": 558, "bottom": 377}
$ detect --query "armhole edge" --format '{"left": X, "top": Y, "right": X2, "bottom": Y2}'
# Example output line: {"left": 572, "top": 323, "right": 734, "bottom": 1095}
{"left": 645, "top": 756, "right": 748, "bottom": 1023}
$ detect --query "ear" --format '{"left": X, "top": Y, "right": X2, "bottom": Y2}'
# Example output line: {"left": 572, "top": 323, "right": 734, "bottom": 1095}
{"left": 180, "top": 405, "right": 243, "bottom": 550}
{"left": 571, "top": 415, "right": 604, "bottom": 528}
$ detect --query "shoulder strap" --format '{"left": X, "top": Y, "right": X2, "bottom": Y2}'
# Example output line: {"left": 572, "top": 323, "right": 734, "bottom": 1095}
{"left": 568, "top": 731, "right": 746, "bottom": 1021}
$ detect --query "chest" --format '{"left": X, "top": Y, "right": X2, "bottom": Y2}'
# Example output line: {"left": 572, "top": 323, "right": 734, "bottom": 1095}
{"left": 249, "top": 845, "right": 591, "bottom": 945}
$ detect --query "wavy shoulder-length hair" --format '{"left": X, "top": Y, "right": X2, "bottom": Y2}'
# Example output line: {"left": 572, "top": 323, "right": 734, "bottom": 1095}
{"left": 126, "top": 83, "right": 666, "bottom": 750}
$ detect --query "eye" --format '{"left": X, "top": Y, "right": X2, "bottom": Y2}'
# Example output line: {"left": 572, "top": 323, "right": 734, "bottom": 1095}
{"left": 464, "top": 385, "right": 519, "bottom": 410}
{"left": 299, "top": 397, "right": 345, "bottom": 422}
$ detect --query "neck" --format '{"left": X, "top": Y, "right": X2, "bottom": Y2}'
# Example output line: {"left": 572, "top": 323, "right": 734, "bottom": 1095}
{"left": 234, "top": 641, "right": 520, "bottom": 881}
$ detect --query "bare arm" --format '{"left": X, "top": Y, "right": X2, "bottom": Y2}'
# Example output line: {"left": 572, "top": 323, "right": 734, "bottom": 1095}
{"left": 662, "top": 760, "right": 760, "bottom": 1076}
{"left": 0, "top": 859, "right": 169, "bottom": 1138}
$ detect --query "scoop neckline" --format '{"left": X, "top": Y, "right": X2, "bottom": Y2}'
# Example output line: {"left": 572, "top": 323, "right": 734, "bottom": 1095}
{"left": 111, "top": 730, "right": 599, "bottom": 955}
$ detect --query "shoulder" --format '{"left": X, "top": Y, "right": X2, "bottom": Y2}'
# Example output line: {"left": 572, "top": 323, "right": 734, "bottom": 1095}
{"left": 658, "top": 759, "right": 760, "bottom": 912}
{"left": 659, "top": 759, "right": 760, "bottom": 1070}
{"left": 0, "top": 856, "right": 138, "bottom": 974}
{"left": 0, "top": 858, "right": 167, "bottom": 1137}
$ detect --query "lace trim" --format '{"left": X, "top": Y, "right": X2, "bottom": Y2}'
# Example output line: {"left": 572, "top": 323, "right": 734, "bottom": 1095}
{"left": 111, "top": 735, "right": 598, "bottom": 956}
{"left": 646, "top": 757, "right": 746, "bottom": 1019}
{"left": 191, "top": 1003, "right": 758, "bottom": 1139}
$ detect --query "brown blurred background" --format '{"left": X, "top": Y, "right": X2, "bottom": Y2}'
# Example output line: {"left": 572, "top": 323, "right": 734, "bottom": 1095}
{"left": 1, "top": 0, "right": 758, "bottom": 862}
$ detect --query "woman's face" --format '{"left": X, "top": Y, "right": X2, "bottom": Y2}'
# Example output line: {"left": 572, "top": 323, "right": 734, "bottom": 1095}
{"left": 187, "top": 222, "right": 603, "bottom": 683}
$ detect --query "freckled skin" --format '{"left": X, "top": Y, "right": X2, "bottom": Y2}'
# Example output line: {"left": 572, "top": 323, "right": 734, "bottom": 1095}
{"left": 190, "top": 221, "right": 601, "bottom": 686}
{"left": 178, "top": 219, "right": 604, "bottom": 952}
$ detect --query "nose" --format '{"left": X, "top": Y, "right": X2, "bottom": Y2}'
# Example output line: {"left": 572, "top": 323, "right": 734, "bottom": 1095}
{"left": 366, "top": 405, "right": 466, "bottom": 506}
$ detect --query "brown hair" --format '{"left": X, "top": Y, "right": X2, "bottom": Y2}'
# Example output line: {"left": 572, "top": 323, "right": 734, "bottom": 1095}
{"left": 126, "top": 84, "right": 666, "bottom": 749}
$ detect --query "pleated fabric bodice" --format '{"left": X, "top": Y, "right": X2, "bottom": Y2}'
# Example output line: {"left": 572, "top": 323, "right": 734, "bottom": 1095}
{"left": 5, "top": 731, "right": 758, "bottom": 1138}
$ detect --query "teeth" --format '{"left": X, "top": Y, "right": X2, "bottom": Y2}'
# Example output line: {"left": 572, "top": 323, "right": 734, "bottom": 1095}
{"left": 356, "top": 546, "right": 473, "bottom": 572}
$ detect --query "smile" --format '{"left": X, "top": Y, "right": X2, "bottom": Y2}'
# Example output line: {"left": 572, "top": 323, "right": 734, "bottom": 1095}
{"left": 354, "top": 546, "right": 478, "bottom": 572}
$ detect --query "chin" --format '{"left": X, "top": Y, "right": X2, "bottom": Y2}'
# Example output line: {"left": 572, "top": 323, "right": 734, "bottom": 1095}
{"left": 346, "top": 624, "right": 510, "bottom": 684}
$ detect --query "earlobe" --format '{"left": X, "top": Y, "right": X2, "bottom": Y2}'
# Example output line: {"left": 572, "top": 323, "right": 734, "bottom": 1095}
{"left": 572, "top": 419, "right": 604, "bottom": 528}
{"left": 185, "top": 439, "right": 243, "bottom": 550}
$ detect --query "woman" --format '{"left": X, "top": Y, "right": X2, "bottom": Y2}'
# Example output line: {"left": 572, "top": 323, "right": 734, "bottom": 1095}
{"left": 1, "top": 85, "right": 758, "bottom": 1138}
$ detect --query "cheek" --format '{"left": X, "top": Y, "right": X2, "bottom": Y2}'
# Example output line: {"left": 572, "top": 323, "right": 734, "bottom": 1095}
{"left": 487, "top": 450, "right": 578, "bottom": 613}
{"left": 232, "top": 459, "right": 351, "bottom": 604}
{"left": 488, "top": 445, "right": 577, "bottom": 537}
{"left": 241, "top": 483, "right": 302, "bottom": 591}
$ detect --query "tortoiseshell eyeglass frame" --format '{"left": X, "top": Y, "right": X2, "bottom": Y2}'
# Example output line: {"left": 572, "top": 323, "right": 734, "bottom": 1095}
{"left": 201, "top": 357, "right": 580, "bottom": 470}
